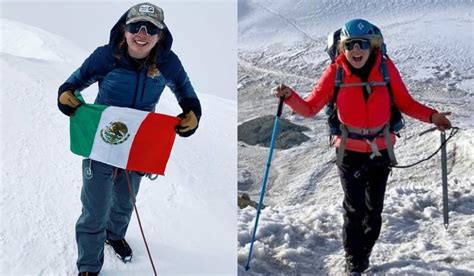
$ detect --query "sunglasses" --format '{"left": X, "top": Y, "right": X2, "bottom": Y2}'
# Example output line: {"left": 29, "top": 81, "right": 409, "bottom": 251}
{"left": 125, "top": 21, "right": 160, "bottom": 36}
{"left": 343, "top": 39, "right": 371, "bottom": 51}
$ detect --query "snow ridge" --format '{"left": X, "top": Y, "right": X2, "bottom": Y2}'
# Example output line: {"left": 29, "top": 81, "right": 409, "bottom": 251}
{"left": 1, "top": 18, "right": 87, "bottom": 65}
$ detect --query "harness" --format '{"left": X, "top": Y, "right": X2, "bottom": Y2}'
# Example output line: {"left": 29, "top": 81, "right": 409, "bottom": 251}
{"left": 326, "top": 57, "right": 403, "bottom": 166}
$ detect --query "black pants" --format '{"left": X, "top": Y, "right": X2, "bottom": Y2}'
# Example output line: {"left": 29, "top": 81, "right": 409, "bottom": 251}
{"left": 337, "top": 149, "right": 391, "bottom": 263}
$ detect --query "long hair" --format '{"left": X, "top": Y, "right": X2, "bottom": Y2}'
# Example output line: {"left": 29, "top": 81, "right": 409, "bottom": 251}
{"left": 114, "top": 24, "right": 160, "bottom": 77}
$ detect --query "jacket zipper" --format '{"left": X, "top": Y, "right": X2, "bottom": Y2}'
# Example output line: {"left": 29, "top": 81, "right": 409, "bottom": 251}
{"left": 139, "top": 71, "right": 147, "bottom": 102}
{"left": 131, "top": 72, "right": 141, "bottom": 108}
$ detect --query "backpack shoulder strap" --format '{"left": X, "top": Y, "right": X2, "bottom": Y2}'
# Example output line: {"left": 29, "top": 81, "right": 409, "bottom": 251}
{"left": 380, "top": 55, "right": 390, "bottom": 84}
{"left": 380, "top": 55, "right": 394, "bottom": 104}
{"left": 330, "top": 66, "right": 344, "bottom": 106}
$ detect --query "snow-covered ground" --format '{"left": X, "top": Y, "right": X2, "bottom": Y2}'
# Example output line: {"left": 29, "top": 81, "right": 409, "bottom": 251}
{"left": 0, "top": 18, "right": 236, "bottom": 275}
{"left": 238, "top": 0, "right": 474, "bottom": 275}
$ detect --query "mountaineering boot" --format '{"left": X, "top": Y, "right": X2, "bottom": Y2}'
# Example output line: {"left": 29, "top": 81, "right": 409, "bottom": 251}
{"left": 357, "top": 247, "right": 371, "bottom": 273}
{"left": 105, "top": 238, "right": 133, "bottom": 263}
{"left": 345, "top": 259, "right": 369, "bottom": 274}
{"left": 345, "top": 255, "right": 369, "bottom": 274}
{"left": 359, "top": 256, "right": 370, "bottom": 273}
{"left": 78, "top": 272, "right": 98, "bottom": 276}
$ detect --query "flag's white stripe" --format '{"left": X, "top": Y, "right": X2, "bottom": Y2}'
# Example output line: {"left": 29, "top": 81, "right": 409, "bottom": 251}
{"left": 89, "top": 106, "right": 148, "bottom": 169}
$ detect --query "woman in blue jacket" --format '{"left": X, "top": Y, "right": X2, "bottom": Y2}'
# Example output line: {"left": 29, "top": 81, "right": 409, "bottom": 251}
{"left": 57, "top": 3, "right": 201, "bottom": 275}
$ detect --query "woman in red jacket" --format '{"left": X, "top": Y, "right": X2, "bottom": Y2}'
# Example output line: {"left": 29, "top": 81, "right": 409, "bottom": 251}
{"left": 273, "top": 19, "right": 451, "bottom": 274}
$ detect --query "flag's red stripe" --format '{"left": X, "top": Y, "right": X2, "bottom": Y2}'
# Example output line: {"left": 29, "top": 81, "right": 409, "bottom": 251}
{"left": 127, "top": 113, "right": 180, "bottom": 175}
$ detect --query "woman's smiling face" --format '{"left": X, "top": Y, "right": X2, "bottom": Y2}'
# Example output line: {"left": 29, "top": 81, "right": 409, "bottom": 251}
{"left": 343, "top": 39, "right": 371, "bottom": 69}
{"left": 125, "top": 26, "right": 159, "bottom": 59}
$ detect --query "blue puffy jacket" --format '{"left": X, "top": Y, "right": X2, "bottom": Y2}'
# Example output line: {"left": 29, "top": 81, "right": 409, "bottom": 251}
{"left": 58, "top": 11, "right": 201, "bottom": 118}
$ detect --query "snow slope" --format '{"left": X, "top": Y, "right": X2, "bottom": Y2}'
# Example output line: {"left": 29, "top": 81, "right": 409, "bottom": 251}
{"left": 0, "top": 19, "right": 236, "bottom": 275}
{"left": 0, "top": 18, "right": 87, "bottom": 66}
{"left": 238, "top": 0, "right": 474, "bottom": 274}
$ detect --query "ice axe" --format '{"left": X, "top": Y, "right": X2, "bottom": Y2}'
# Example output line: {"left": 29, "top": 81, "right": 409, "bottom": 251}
{"left": 245, "top": 97, "right": 284, "bottom": 271}
{"left": 419, "top": 126, "right": 458, "bottom": 229}
{"left": 440, "top": 130, "right": 449, "bottom": 229}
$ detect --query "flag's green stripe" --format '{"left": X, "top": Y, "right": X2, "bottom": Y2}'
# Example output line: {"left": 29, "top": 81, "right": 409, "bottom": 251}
{"left": 74, "top": 90, "right": 86, "bottom": 104}
{"left": 70, "top": 103, "right": 108, "bottom": 157}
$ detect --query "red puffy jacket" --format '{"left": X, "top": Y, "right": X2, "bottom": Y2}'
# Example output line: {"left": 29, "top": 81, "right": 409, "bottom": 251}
{"left": 285, "top": 52, "right": 437, "bottom": 153}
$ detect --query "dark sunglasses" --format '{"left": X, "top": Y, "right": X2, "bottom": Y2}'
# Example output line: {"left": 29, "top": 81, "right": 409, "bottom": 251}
{"left": 125, "top": 21, "right": 160, "bottom": 36}
{"left": 343, "top": 39, "right": 371, "bottom": 51}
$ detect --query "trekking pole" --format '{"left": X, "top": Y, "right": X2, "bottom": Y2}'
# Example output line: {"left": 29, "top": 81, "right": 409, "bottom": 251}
{"left": 245, "top": 97, "right": 284, "bottom": 271}
{"left": 125, "top": 171, "right": 158, "bottom": 276}
{"left": 440, "top": 131, "right": 449, "bottom": 229}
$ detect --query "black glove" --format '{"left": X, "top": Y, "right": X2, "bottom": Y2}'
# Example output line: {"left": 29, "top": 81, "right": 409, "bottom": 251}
{"left": 175, "top": 97, "right": 201, "bottom": 137}
{"left": 57, "top": 83, "right": 81, "bottom": 116}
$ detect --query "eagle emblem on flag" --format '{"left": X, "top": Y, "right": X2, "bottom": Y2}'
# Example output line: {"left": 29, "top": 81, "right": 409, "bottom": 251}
{"left": 100, "top": 121, "right": 130, "bottom": 145}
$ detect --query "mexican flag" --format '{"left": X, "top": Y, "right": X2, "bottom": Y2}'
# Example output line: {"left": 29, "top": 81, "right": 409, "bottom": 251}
{"left": 70, "top": 101, "right": 180, "bottom": 175}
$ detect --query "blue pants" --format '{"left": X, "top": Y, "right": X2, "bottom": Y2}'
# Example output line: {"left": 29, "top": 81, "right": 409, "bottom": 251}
{"left": 76, "top": 159, "right": 142, "bottom": 273}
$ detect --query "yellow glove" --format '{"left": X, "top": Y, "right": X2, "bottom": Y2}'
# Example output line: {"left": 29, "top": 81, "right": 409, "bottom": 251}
{"left": 59, "top": 91, "right": 81, "bottom": 108}
{"left": 58, "top": 90, "right": 82, "bottom": 116}
{"left": 175, "top": 110, "right": 199, "bottom": 137}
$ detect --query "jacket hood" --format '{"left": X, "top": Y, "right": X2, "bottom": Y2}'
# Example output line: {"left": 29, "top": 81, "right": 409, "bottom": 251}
{"left": 109, "top": 10, "right": 173, "bottom": 63}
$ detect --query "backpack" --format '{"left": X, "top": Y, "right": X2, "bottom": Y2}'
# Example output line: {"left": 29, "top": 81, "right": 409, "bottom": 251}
{"left": 323, "top": 27, "right": 404, "bottom": 165}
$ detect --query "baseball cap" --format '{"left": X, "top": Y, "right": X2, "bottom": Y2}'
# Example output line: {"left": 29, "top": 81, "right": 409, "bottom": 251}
{"left": 126, "top": 3, "right": 165, "bottom": 30}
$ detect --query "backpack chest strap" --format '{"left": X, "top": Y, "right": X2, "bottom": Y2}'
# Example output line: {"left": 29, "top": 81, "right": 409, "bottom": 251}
{"left": 337, "top": 81, "right": 387, "bottom": 88}
{"left": 338, "top": 81, "right": 387, "bottom": 95}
